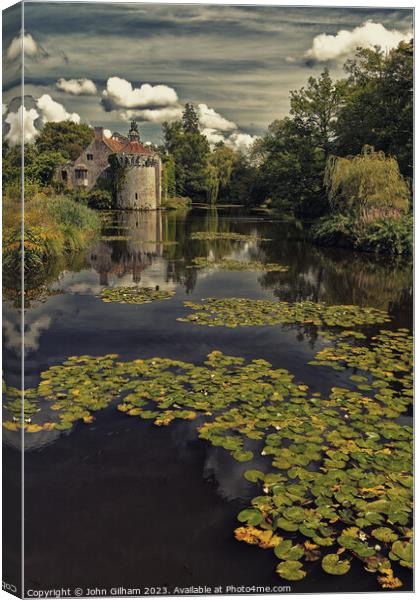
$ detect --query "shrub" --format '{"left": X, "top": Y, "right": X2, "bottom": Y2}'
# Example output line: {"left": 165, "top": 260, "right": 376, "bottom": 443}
{"left": 312, "top": 213, "right": 412, "bottom": 255}
{"left": 3, "top": 194, "right": 100, "bottom": 286}
{"left": 324, "top": 146, "right": 410, "bottom": 214}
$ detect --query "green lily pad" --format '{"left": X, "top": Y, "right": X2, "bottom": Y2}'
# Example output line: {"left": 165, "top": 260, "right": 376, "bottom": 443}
{"left": 322, "top": 554, "right": 351, "bottom": 575}
{"left": 276, "top": 560, "right": 306, "bottom": 581}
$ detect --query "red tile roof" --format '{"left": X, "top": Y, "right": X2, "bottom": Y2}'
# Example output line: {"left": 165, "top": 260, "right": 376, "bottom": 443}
{"left": 121, "top": 140, "right": 154, "bottom": 155}
{"left": 102, "top": 135, "right": 153, "bottom": 155}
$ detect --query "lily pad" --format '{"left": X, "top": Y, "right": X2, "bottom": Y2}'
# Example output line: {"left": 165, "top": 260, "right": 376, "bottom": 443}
{"left": 321, "top": 554, "right": 351, "bottom": 575}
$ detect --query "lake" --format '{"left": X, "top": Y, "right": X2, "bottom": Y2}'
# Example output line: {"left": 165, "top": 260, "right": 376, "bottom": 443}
{"left": 3, "top": 206, "right": 413, "bottom": 594}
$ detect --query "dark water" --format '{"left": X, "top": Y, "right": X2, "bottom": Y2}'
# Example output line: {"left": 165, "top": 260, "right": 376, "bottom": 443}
{"left": 3, "top": 207, "right": 413, "bottom": 594}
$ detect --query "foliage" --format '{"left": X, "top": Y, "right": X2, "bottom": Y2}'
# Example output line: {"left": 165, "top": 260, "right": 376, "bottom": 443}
{"left": 85, "top": 189, "right": 113, "bottom": 210}
{"left": 206, "top": 144, "right": 236, "bottom": 204}
{"left": 2, "top": 193, "right": 100, "bottom": 287}
{"left": 161, "top": 196, "right": 191, "bottom": 211}
{"left": 100, "top": 286, "right": 175, "bottom": 304}
{"left": 3, "top": 326, "right": 412, "bottom": 589}
{"left": 177, "top": 298, "right": 389, "bottom": 328}
{"left": 336, "top": 41, "right": 413, "bottom": 179}
{"left": 191, "top": 231, "right": 270, "bottom": 242}
{"left": 160, "top": 152, "right": 177, "bottom": 199}
{"left": 324, "top": 146, "right": 410, "bottom": 214}
{"left": 312, "top": 213, "right": 413, "bottom": 255}
{"left": 188, "top": 257, "right": 288, "bottom": 272}
{"left": 35, "top": 121, "right": 94, "bottom": 161}
{"left": 163, "top": 104, "right": 210, "bottom": 199}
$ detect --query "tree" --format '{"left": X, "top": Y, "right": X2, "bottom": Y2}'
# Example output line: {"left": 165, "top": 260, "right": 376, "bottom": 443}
{"left": 182, "top": 103, "right": 200, "bottom": 133}
{"left": 290, "top": 68, "right": 345, "bottom": 158}
{"left": 336, "top": 40, "right": 413, "bottom": 178}
{"left": 27, "top": 151, "right": 66, "bottom": 186}
{"left": 205, "top": 144, "right": 236, "bottom": 203}
{"left": 255, "top": 118, "right": 327, "bottom": 216}
{"left": 35, "top": 121, "right": 94, "bottom": 161}
{"left": 162, "top": 104, "right": 210, "bottom": 199}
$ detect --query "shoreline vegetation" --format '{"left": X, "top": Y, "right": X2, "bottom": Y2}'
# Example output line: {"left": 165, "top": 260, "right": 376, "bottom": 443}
{"left": 1, "top": 39, "right": 413, "bottom": 296}
{"left": 2, "top": 191, "right": 100, "bottom": 291}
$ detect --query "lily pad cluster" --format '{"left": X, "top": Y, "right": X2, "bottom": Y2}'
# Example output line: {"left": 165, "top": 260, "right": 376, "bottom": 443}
{"left": 177, "top": 298, "right": 390, "bottom": 328}
{"left": 190, "top": 231, "right": 271, "bottom": 242}
{"left": 1, "top": 338, "right": 412, "bottom": 589}
{"left": 100, "top": 286, "right": 175, "bottom": 304}
{"left": 188, "top": 257, "right": 289, "bottom": 272}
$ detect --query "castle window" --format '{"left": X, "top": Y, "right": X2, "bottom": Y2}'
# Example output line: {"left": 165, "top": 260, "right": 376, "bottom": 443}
{"left": 87, "top": 153, "right": 94, "bottom": 161}
{"left": 61, "top": 170, "right": 68, "bottom": 181}
{"left": 135, "top": 193, "right": 138, "bottom": 200}
{"left": 75, "top": 169, "right": 87, "bottom": 179}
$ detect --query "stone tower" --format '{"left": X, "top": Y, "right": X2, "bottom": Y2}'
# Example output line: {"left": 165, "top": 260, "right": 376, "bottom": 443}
{"left": 115, "top": 121, "right": 161, "bottom": 210}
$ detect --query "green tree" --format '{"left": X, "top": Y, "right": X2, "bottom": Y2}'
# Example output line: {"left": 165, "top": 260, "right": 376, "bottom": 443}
{"left": 182, "top": 102, "right": 200, "bottom": 133}
{"left": 205, "top": 144, "right": 236, "bottom": 203}
{"left": 35, "top": 121, "right": 94, "bottom": 161}
{"left": 27, "top": 151, "right": 66, "bottom": 186}
{"left": 255, "top": 118, "right": 327, "bottom": 216}
{"left": 162, "top": 104, "right": 210, "bottom": 199}
{"left": 336, "top": 40, "right": 413, "bottom": 179}
{"left": 290, "top": 68, "right": 345, "bottom": 158}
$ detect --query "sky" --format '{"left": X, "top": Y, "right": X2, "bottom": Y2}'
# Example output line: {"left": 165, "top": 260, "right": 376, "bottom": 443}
{"left": 2, "top": 2, "right": 413, "bottom": 150}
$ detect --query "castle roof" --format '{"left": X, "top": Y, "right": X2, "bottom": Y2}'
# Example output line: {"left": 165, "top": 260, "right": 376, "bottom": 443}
{"left": 102, "top": 135, "right": 153, "bottom": 156}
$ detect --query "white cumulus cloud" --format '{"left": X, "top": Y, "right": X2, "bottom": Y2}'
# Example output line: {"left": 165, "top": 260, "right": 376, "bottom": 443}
{"left": 103, "top": 129, "right": 112, "bottom": 138}
{"left": 226, "top": 132, "right": 258, "bottom": 152}
{"left": 197, "top": 103, "right": 236, "bottom": 131}
{"left": 5, "top": 32, "right": 46, "bottom": 62}
{"left": 4, "top": 106, "right": 40, "bottom": 145}
{"left": 102, "top": 77, "right": 178, "bottom": 110}
{"left": 120, "top": 106, "right": 183, "bottom": 124}
{"left": 202, "top": 127, "right": 226, "bottom": 147}
{"left": 56, "top": 77, "right": 97, "bottom": 96}
{"left": 306, "top": 20, "right": 412, "bottom": 62}
{"left": 36, "top": 94, "right": 80, "bottom": 124}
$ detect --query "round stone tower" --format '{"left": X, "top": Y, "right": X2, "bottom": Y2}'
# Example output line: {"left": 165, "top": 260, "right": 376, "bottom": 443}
{"left": 115, "top": 121, "right": 161, "bottom": 210}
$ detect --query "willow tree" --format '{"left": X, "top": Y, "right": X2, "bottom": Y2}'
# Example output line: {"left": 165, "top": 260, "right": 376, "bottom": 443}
{"left": 324, "top": 146, "right": 410, "bottom": 215}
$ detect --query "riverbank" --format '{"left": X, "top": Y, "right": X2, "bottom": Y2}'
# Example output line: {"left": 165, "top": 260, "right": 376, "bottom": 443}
{"left": 310, "top": 211, "right": 413, "bottom": 255}
{"left": 2, "top": 193, "right": 100, "bottom": 289}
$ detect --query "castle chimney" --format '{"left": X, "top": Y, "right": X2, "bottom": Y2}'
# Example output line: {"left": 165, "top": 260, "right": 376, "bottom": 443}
{"left": 94, "top": 126, "right": 104, "bottom": 141}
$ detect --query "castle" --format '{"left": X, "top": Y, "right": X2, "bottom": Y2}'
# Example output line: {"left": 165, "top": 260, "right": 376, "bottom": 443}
{"left": 58, "top": 121, "right": 162, "bottom": 210}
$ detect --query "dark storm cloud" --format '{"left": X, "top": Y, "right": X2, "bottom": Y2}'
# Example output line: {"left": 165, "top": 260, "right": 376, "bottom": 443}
{"left": 4, "top": 2, "right": 413, "bottom": 141}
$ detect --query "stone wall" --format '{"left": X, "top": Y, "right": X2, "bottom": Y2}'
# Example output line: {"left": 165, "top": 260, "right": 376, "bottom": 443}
{"left": 117, "top": 165, "right": 158, "bottom": 210}
{"left": 59, "top": 131, "right": 111, "bottom": 191}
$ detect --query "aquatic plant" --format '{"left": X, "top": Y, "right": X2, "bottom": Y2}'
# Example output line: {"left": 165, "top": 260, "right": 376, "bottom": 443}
{"left": 189, "top": 257, "right": 288, "bottom": 272}
{"left": 2, "top": 332, "right": 412, "bottom": 589}
{"left": 177, "top": 298, "right": 390, "bottom": 328}
{"left": 190, "top": 231, "right": 271, "bottom": 242}
{"left": 100, "top": 286, "right": 175, "bottom": 304}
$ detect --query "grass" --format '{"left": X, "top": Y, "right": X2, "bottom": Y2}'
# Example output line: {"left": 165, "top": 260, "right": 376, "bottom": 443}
{"left": 3, "top": 192, "right": 100, "bottom": 288}
{"left": 161, "top": 196, "right": 191, "bottom": 210}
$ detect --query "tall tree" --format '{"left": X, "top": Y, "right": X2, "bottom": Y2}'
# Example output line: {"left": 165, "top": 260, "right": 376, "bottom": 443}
{"left": 35, "top": 121, "right": 94, "bottom": 161}
{"left": 336, "top": 40, "right": 413, "bottom": 179}
{"left": 162, "top": 104, "right": 210, "bottom": 198}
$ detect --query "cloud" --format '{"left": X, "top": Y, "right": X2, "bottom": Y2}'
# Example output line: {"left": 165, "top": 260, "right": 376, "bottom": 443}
{"left": 103, "top": 129, "right": 112, "bottom": 138}
{"left": 202, "top": 127, "right": 226, "bottom": 146}
{"left": 36, "top": 94, "right": 80, "bottom": 124}
{"left": 120, "top": 106, "right": 183, "bottom": 124}
{"left": 102, "top": 77, "right": 178, "bottom": 111}
{"left": 56, "top": 77, "right": 97, "bottom": 95}
{"left": 226, "top": 132, "right": 258, "bottom": 152}
{"left": 306, "top": 20, "right": 412, "bottom": 62}
{"left": 4, "top": 106, "right": 40, "bottom": 145}
{"left": 5, "top": 31, "right": 48, "bottom": 62}
{"left": 197, "top": 103, "right": 236, "bottom": 131}
{"left": 202, "top": 127, "right": 258, "bottom": 152}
